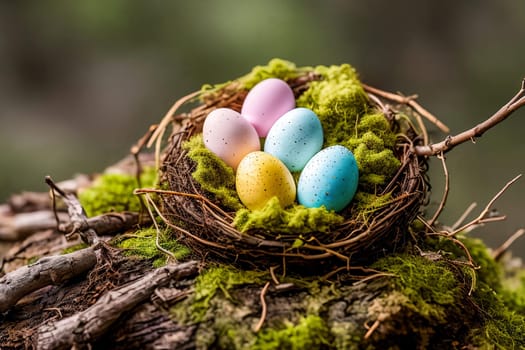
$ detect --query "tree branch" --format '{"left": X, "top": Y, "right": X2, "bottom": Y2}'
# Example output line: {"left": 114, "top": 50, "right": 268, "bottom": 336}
{"left": 0, "top": 210, "right": 68, "bottom": 241}
{"left": 36, "top": 260, "right": 199, "bottom": 350}
{"left": 0, "top": 247, "right": 97, "bottom": 313}
{"left": 415, "top": 79, "right": 525, "bottom": 156}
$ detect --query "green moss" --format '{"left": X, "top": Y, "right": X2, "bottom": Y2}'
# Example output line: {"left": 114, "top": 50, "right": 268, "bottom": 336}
{"left": 502, "top": 269, "right": 525, "bottom": 314}
{"left": 174, "top": 265, "right": 268, "bottom": 323}
{"left": 115, "top": 227, "right": 190, "bottom": 267}
{"left": 296, "top": 65, "right": 366, "bottom": 149}
{"left": 27, "top": 256, "right": 40, "bottom": 265}
{"left": 183, "top": 135, "right": 242, "bottom": 210}
{"left": 253, "top": 315, "right": 332, "bottom": 350}
{"left": 233, "top": 197, "right": 344, "bottom": 235}
{"left": 78, "top": 166, "right": 157, "bottom": 217}
{"left": 427, "top": 234, "right": 503, "bottom": 291}
{"left": 296, "top": 66, "right": 400, "bottom": 189}
{"left": 372, "top": 254, "right": 460, "bottom": 322}
{"left": 201, "top": 58, "right": 305, "bottom": 95}
{"left": 61, "top": 242, "right": 89, "bottom": 255}
{"left": 352, "top": 192, "right": 393, "bottom": 217}
{"left": 470, "top": 280, "right": 525, "bottom": 349}
{"left": 421, "top": 235, "right": 525, "bottom": 347}
{"left": 238, "top": 58, "right": 307, "bottom": 90}
{"left": 330, "top": 321, "right": 362, "bottom": 350}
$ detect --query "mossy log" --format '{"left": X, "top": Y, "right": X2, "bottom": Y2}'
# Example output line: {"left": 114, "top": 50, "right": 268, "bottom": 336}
{"left": 1, "top": 183, "right": 524, "bottom": 349}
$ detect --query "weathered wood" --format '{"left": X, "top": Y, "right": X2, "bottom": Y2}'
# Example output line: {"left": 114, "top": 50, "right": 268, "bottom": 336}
{"left": 0, "top": 247, "right": 97, "bottom": 313}
{"left": 0, "top": 209, "right": 68, "bottom": 241}
{"left": 36, "top": 260, "right": 199, "bottom": 350}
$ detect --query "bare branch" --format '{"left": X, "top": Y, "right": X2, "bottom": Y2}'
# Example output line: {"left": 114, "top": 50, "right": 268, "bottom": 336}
{"left": 45, "top": 176, "right": 100, "bottom": 245}
{"left": 415, "top": 79, "right": 525, "bottom": 156}
{"left": 448, "top": 174, "right": 522, "bottom": 236}
{"left": 36, "top": 260, "right": 199, "bottom": 350}
{"left": 0, "top": 247, "right": 97, "bottom": 313}
{"left": 0, "top": 210, "right": 68, "bottom": 241}
{"left": 492, "top": 228, "right": 525, "bottom": 261}
{"left": 427, "top": 152, "right": 449, "bottom": 227}
{"left": 362, "top": 83, "right": 450, "bottom": 133}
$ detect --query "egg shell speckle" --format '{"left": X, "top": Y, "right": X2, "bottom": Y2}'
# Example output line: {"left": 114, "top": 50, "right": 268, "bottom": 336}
{"left": 236, "top": 151, "right": 296, "bottom": 210}
{"left": 203, "top": 108, "right": 261, "bottom": 170}
{"left": 264, "top": 107, "right": 324, "bottom": 172}
{"left": 297, "top": 145, "right": 359, "bottom": 212}
{"left": 241, "top": 78, "right": 296, "bottom": 137}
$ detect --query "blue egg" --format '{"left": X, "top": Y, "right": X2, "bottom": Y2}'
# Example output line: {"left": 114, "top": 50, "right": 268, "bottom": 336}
{"left": 297, "top": 145, "right": 359, "bottom": 211}
{"left": 264, "top": 108, "right": 323, "bottom": 172}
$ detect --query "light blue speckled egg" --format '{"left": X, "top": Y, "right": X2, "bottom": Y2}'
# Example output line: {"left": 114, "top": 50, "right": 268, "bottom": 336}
{"left": 297, "top": 145, "right": 359, "bottom": 211}
{"left": 264, "top": 108, "right": 324, "bottom": 172}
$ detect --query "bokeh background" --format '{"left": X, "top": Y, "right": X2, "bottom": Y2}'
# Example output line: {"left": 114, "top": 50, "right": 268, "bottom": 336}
{"left": 1, "top": 1, "right": 524, "bottom": 254}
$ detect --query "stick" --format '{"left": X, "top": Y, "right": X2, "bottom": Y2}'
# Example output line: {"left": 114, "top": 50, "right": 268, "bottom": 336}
{"left": 0, "top": 210, "right": 68, "bottom": 241}
{"left": 415, "top": 79, "right": 525, "bottom": 156}
{"left": 449, "top": 174, "right": 522, "bottom": 236}
{"left": 36, "top": 260, "right": 199, "bottom": 350}
{"left": 362, "top": 83, "right": 450, "bottom": 133}
{"left": 253, "top": 281, "right": 271, "bottom": 332}
{"left": 0, "top": 247, "right": 97, "bottom": 313}
{"left": 45, "top": 176, "right": 100, "bottom": 245}
{"left": 59, "top": 212, "right": 144, "bottom": 237}
{"left": 428, "top": 152, "right": 449, "bottom": 227}
{"left": 492, "top": 228, "right": 525, "bottom": 261}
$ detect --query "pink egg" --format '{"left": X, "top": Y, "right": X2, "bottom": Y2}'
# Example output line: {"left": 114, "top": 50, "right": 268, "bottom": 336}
{"left": 241, "top": 78, "right": 296, "bottom": 137}
{"left": 203, "top": 108, "right": 261, "bottom": 170}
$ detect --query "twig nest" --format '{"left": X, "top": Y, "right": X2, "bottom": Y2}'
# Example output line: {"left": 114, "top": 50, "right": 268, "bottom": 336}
{"left": 155, "top": 59, "right": 429, "bottom": 272}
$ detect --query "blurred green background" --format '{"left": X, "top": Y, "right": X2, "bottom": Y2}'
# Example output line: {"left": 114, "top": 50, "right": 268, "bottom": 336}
{"left": 1, "top": 1, "right": 524, "bottom": 254}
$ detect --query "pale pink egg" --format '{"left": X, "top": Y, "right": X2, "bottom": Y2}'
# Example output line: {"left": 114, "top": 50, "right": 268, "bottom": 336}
{"left": 203, "top": 108, "right": 261, "bottom": 170}
{"left": 241, "top": 78, "right": 296, "bottom": 137}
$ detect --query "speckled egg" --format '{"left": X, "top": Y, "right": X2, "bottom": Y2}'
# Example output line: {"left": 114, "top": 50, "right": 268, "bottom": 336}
{"left": 264, "top": 107, "right": 324, "bottom": 172}
{"left": 236, "top": 151, "right": 296, "bottom": 210}
{"left": 297, "top": 145, "right": 359, "bottom": 211}
{"left": 241, "top": 78, "right": 296, "bottom": 137}
{"left": 203, "top": 108, "right": 261, "bottom": 170}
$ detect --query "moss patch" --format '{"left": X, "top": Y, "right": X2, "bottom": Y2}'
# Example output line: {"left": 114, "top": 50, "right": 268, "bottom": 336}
{"left": 78, "top": 166, "right": 157, "bottom": 217}
{"left": 202, "top": 58, "right": 306, "bottom": 93}
{"left": 183, "top": 135, "right": 242, "bottom": 210}
{"left": 173, "top": 265, "right": 268, "bottom": 324}
{"left": 61, "top": 242, "right": 89, "bottom": 255}
{"left": 233, "top": 197, "right": 344, "bottom": 235}
{"left": 253, "top": 315, "right": 332, "bottom": 350}
{"left": 296, "top": 66, "right": 400, "bottom": 189}
{"left": 115, "top": 227, "right": 190, "bottom": 267}
{"left": 372, "top": 254, "right": 461, "bottom": 323}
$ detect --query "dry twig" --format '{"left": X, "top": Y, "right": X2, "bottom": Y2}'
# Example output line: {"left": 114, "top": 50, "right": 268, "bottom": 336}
{"left": 253, "top": 281, "right": 271, "bottom": 332}
{"left": 45, "top": 176, "right": 100, "bottom": 245}
{"left": 492, "top": 228, "right": 525, "bottom": 261}
{"left": 448, "top": 174, "right": 522, "bottom": 236}
{"left": 415, "top": 79, "right": 525, "bottom": 156}
{"left": 428, "top": 152, "right": 449, "bottom": 227}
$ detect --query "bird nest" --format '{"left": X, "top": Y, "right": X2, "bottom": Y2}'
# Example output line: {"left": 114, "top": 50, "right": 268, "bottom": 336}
{"left": 146, "top": 61, "right": 434, "bottom": 272}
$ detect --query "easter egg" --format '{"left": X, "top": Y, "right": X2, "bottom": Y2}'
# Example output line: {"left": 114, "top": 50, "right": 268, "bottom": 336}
{"left": 236, "top": 151, "right": 296, "bottom": 210}
{"left": 203, "top": 108, "right": 261, "bottom": 170}
{"left": 241, "top": 78, "right": 296, "bottom": 137}
{"left": 264, "top": 107, "right": 324, "bottom": 172}
{"left": 297, "top": 145, "right": 359, "bottom": 212}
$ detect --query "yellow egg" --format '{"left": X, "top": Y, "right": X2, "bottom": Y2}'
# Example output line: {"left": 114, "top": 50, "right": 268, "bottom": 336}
{"left": 236, "top": 151, "right": 296, "bottom": 210}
